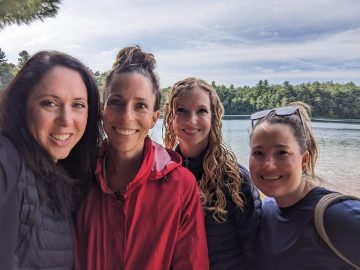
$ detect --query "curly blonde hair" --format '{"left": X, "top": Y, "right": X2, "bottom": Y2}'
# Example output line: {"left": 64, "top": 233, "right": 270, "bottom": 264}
{"left": 163, "top": 77, "right": 244, "bottom": 222}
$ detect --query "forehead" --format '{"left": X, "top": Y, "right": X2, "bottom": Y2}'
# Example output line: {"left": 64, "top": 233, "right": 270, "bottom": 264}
{"left": 176, "top": 86, "right": 210, "bottom": 106}
{"left": 251, "top": 122, "right": 299, "bottom": 147}
{"left": 108, "top": 72, "right": 153, "bottom": 98}
{"left": 31, "top": 66, "right": 87, "bottom": 98}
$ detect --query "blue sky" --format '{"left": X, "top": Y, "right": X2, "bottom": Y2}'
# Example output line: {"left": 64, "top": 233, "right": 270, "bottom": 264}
{"left": 1, "top": 0, "right": 360, "bottom": 87}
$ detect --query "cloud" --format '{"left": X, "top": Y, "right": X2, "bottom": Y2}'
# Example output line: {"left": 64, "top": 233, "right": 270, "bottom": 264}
{"left": 1, "top": 0, "right": 359, "bottom": 87}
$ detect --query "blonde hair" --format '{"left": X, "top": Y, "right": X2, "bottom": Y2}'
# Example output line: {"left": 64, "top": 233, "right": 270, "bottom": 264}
{"left": 163, "top": 77, "right": 244, "bottom": 222}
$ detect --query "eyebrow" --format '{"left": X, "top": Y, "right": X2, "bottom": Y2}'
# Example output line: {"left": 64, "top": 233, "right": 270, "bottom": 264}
{"left": 36, "top": 94, "right": 87, "bottom": 101}
{"left": 251, "top": 144, "right": 290, "bottom": 149}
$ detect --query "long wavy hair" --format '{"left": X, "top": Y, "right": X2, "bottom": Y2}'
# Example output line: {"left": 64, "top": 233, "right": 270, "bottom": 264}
{"left": 163, "top": 77, "right": 244, "bottom": 222}
{"left": 0, "top": 50, "right": 101, "bottom": 215}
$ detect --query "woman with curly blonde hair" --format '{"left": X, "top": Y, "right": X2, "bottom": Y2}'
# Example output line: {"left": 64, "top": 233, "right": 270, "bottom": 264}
{"left": 163, "top": 77, "right": 261, "bottom": 269}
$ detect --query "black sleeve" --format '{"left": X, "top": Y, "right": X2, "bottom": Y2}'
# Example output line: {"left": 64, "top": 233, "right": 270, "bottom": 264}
{"left": 324, "top": 198, "right": 360, "bottom": 266}
{"left": 0, "top": 136, "right": 22, "bottom": 269}
{"left": 235, "top": 165, "right": 262, "bottom": 264}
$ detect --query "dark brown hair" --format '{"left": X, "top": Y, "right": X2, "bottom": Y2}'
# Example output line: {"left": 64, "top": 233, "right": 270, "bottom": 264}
{"left": 0, "top": 50, "right": 101, "bottom": 215}
{"left": 103, "top": 45, "right": 161, "bottom": 111}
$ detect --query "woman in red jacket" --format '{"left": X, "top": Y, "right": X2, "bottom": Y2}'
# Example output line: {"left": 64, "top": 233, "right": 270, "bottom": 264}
{"left": 75, "top": 46, "right": 209, "bottom": 270}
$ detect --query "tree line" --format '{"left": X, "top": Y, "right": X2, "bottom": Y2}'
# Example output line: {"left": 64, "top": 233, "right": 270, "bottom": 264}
{"left": 1, "top": 49, "right": 359, "bottom": 119}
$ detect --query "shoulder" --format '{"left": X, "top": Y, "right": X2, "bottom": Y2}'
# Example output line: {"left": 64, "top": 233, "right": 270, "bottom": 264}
{"left": 323, "top": 196, "right": 360, "bottom": 264}
{"left": 0, "top": 135, "right": 23, "bottom": 204}
{"left": 169, "top": 165, "right": 198, "bottom": 188}
{"left": 324, "top": 196, "right": 360, "bottom": 224}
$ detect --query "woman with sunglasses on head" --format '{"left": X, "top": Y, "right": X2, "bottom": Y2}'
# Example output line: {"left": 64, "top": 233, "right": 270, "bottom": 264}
{"left": 163, "top": 77, "right": 261, "bottom": 270}
{"left": 0, "top": 51, "right": 100, "bottom": 269}
{"left": 249, "top": 101, "right": 360, "bottom": 270}
{"left": 74, "top": 46, "right": 209, "bottom": 270}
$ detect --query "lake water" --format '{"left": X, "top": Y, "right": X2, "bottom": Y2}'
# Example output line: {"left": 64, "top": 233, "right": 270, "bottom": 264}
{"left": 150, "top": 119, "right": 360, "bottom": 195}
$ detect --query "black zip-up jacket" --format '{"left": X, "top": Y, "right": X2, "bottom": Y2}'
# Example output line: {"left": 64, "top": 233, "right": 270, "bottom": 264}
{"left": 177, "top": 146, "right": 262, "bottom": 270}
{"left": 0, "top": 135, "right": 73, "bottom": 269}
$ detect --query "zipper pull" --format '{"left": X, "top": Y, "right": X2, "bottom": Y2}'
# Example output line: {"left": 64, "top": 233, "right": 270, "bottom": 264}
{"left": 114, "top": 192, "right": 127, "bottom": 202}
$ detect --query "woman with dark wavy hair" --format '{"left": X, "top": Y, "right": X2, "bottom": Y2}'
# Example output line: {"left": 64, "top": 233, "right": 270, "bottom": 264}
{"left": 0, "top": 50, "right": 100, "bottom": 269}
{"left": 163, "top": 77, "right": 261, "bottom": 270}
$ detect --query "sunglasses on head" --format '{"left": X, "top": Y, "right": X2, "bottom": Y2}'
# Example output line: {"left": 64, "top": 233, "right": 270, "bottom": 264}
{"left": 250, "top": 106, "right": 307, "bottom": 139}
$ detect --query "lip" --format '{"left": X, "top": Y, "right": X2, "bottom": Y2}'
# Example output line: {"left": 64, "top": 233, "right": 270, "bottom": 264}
{"left": 113, "top": 127, "right": 138, "bottom": 136}
{"left": 50, "top": 133, "right": 72, "bottom": 145}
{"left": 261, "top": 175, "right": 282, "bottom": 180}
{"left": 182, "top": 128, "right": 200, "bottom": 135}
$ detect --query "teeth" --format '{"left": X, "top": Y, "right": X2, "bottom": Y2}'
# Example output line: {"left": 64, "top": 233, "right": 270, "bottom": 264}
{"left": 51, "top": 134, "right": 70, "bottom": 141}
{"left": 114, "top": 128, "right": 137, "bottom": 136}
{"left": 183, "top": 129, "right": 199, "bottom": 134}
{"left": 262, "top": 176, "right": 281, "bottom": 180}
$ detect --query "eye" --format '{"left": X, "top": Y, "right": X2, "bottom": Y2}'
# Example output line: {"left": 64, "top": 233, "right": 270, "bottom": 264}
{"left": 175, "top": 107, "right": 186, "bottom": 114}
{"left": 107, "top": 98, "right": 122, "bottom": 106}
{"left": 73, "top": 102, "right": 87, "bottom": 109}
{"left": 136, "top": 102, "right": 148, "bottom": 110}
{"left": 277, "top": 150, "right": 290, "bottom": 156}
{"left": 40, "top": 100, "right": 57, "bottom": 107}
{"left": 251, "top": 150, "right": 264, "bottom": 156}
{"left": 198, "top": 108, "right": 208, "bottom": 114}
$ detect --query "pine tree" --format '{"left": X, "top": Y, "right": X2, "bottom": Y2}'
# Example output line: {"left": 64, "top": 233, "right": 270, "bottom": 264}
{"left": 0, "top": 48, "right": 7, "bottom": 64}
{"left": 17, "top": 50, "right": 30, "bottom": 69}
{"left": 0, "top": 0, "right": 61, "bottom": 30}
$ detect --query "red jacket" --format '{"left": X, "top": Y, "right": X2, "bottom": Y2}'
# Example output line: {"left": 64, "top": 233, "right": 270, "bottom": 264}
{"left": 75, "top": 138, "right": 209, "bottom": 270}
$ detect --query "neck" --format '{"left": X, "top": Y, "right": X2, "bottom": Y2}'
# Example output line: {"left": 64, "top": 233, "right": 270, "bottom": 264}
{"left": 276, "top": 178, "right": 314, "bottom": 208}
{"left": 179, "top": 139, "right": 208, "bottom": 159}
{"left": 105, "top": 146, "right": 144, "bottom": 192}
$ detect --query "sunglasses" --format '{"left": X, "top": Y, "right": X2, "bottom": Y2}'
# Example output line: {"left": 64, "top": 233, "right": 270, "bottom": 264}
{"left": 250, "top": 106, "right": 307, "bottom": 139}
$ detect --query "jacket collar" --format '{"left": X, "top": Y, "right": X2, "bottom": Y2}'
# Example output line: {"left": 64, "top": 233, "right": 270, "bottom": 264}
{"left": 95, "top": 137, "right": 182, "bottom": 194}
{"left": 175, "top": 145, "right": 206, "bottom": 181}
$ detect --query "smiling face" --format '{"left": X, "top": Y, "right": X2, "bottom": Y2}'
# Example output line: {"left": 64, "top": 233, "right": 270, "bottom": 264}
{"left": 249, "top": 121, "right": 310, "bottom": 207}
{"left": 26, "top": 66, "right": 88, "bottom": 162}
{"left": 102, "top": 72, "right": 159, "bottom": 158}
{"left": 172, "top": 87, "right": 212, "bottom": 158}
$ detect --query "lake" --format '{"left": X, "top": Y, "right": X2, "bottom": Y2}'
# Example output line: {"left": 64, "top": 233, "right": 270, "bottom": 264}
{"left": 150, "top": 118, "right": 360, "bottom": 196}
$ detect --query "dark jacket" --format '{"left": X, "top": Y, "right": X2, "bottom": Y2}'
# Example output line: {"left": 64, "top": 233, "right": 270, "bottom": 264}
{"left": 177, "top": 147, "right": 262, "bottom": 270}
{"left": 0, "top": 135, "right": 73, "bottom": 270}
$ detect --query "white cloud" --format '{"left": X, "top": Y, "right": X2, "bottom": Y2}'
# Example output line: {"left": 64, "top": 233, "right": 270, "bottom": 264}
{"left": 1, "top": 0, "right": 359, "bottom": 87}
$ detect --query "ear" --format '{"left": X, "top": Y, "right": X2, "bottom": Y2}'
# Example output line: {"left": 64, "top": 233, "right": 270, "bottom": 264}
{"left": 150, "top": 110, "right": 160, "bottom": 129}
{"left": 302, "top": 150, "right": 310, "bottom": 171}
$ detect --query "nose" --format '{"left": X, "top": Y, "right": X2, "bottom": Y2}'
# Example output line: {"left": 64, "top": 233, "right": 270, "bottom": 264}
{"left": 57, "top": 106, "right": 72, "bottom": 126}
{"left": 263, "top": 155, "right": 277, "bottom": 170}
{"left": 186, "top": 112, "right": 197, "bottom": 124}
{"left": 122, "top": 105, "right": 134, "bottom": 121}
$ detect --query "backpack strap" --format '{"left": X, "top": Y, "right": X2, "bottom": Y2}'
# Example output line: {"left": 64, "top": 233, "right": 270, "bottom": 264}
{"left": 314, "top": 193, "right": 360, "bottom": 269}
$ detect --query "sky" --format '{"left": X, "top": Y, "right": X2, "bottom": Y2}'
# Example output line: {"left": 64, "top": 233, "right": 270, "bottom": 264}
{"left": 1, "top": 0, "right": 360, "bottom": 88}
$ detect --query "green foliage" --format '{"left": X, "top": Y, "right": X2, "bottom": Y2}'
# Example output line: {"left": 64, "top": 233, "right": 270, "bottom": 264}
{"left": 0, "top": 62, "right": 18, "bottom": 91}
{"left": 17, "top": 50, "right": 30, "bottom": 69}
{"left": 2, "top": 50, "right": 359, "bottom": 119}
{"left": 0, "top": 48, "right": 7, "bottom": 64}
{"left": 172, "top": 80, "right": 360, "bottom": 119}
{"left": 0, "top": 0, "right": 61, "bottom": 30}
